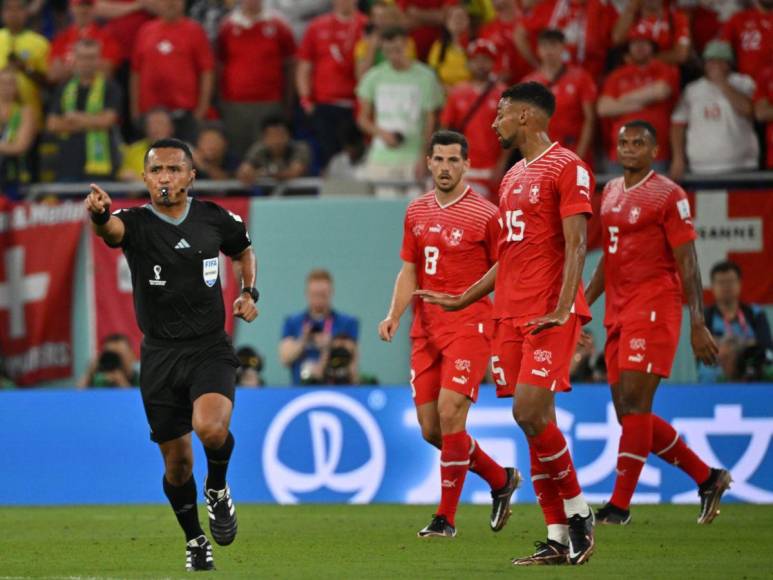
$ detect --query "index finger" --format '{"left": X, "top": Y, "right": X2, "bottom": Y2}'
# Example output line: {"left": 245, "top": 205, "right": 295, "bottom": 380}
{"left": 90, "top": 183, "right": 109, "bottom": 198}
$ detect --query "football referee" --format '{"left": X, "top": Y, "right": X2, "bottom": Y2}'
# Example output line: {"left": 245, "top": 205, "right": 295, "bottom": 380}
{"left": 85, "top": 138, "right": 259, "bottom": 572}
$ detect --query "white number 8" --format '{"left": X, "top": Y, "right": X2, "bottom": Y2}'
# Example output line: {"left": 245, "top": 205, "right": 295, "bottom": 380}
{"left": 424, "top": 246, "right": 439, "bottom": 275}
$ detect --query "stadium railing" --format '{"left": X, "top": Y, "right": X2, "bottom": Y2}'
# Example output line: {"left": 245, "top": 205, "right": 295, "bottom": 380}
{"left": 22, "top": 171, "right": 773, "bottom": 200}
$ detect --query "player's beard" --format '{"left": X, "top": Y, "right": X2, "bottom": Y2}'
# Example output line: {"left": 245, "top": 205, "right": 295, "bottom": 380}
{"left": 435, "top": 174, "right": 460, "bottom": 194}
{"left": 497, "top": 131, "right": 515, "bottom": 150}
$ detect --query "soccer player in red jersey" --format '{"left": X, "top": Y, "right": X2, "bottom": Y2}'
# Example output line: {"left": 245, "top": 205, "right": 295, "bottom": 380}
{"left": 585, "top": 120, "right": 732, "bottom": 526}
{"left": 720, "top": 0, "right": 773, "bottom": 83}
{"left": 419, "top": 82, "right": 596, "bottom": 566}
{"left": 379, "top": 130, "right": 521, "bottom": 539}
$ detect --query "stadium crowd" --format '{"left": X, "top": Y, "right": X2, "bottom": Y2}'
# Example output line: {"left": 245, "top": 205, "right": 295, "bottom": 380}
{"left": 0, "top": 0, "right": 769, "bottom": 200}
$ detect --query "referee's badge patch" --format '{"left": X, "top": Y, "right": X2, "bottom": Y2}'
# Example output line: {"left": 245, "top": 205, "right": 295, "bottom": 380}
{"left": 203, "top": 257, "right": 219, "bottom": 287}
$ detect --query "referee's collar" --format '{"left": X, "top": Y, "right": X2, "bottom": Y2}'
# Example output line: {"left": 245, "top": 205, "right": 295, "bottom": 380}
{"left": 145, "top": 198, "right": 192, "bottom": 226}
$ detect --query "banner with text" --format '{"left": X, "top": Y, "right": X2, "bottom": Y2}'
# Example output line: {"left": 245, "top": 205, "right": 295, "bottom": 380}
{"left": 0, "top": 202, "right": 83, "bottom": 385}
{"left": 1, "top": 385, "right": 770, "bottom": 505}
{"left": 90, "top": 197, "right": 250, "bottom": 355}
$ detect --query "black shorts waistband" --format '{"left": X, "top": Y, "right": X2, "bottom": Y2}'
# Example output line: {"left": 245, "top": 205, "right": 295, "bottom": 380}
{"left": 143, "top": 329, "right": 228, "bottom": 349}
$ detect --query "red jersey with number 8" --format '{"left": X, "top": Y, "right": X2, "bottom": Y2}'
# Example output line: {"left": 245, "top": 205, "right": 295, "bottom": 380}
{"left": 600, "top": 171, "right": 696, "bottom": 325}
{"left": 494, "top": 143, "right": 593, "bottom": 324}
{"left": 401, "top": 187, "right": 500, "bottom": 340}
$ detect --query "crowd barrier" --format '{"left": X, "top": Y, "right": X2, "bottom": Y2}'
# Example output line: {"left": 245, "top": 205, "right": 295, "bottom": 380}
{"left": 1, "top": 385, "right": 770, "bottom": 506}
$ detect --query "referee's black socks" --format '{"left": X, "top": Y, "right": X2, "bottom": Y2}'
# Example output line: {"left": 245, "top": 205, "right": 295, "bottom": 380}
{"left": 163, "top": 475, "right": 205, "bottom": 542}
{"left": 204, "top": 431, "right": 235, "bottom": 491}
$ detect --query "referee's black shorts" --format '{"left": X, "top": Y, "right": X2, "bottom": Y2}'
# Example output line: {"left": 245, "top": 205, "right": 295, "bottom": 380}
{"left": 139, "top": 330, "right": 239, "bottom": 444}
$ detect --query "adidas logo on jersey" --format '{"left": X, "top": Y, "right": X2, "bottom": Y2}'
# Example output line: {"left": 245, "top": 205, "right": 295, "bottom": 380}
{"left": 175, "top": 238, "right": 191, "bottom": 249}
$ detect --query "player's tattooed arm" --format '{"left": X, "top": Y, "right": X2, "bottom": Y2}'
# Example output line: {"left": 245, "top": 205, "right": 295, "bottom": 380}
{"left": 232, "top": 247, "right": 259, "bottom": 323}
{"left": 584, "top": 258, "right": 605, "bottom": 308}
{"left": 526, "top": 214, "right": 587, "bottom": 334}
{"left": 673, "top": 241, "right": 719, "bottom": 365}
{"left": 84, "top": 183, "right": 125, "bottom": 245}
{"left": 379, "top": 262, "right": 418, "bottom": 342}
{"left": 415, "top": 263, "right": 498, "bottom": 312}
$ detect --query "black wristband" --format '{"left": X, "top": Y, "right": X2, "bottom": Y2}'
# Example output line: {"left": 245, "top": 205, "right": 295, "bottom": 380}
{"left": 90, "top": 206, "right": 111, "bottom": 225}
{"left": 241, "top": 287, "right": 259, "bottom": 303}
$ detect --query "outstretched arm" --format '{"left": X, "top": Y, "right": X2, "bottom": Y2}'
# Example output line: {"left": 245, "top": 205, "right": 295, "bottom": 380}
{"left": 84, "top": 183, "right": 124, "bottom": 246}
{"left": 673, "top": 241, "right": 718, "bottom": 365}
{"left": 378, "top": 261, "right": 418, "bottom": 342}
{"left": 415, "top": 262, "right": 498, "bottom": 311}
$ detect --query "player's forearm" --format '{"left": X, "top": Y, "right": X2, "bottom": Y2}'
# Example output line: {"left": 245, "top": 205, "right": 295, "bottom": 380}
{"left": 92, "top": 215, "right": 123, "bottom": 245}
{"left": 94, "top": 1, "right": 141, "bottom": 19}
{"left": 83, "top": 110, "right": 118, "bottom": 131}
{"left": 514, "top": 26, "right": 539, "bottom": 69}
{"left": 279, "top": 338, "right": 306, "bottom": 366}
{"left": 584, "top": 258, "right": 605, "bottom": 307}
{"left": 597, "top": 96, "right": 640, "bottom": 117}
{"left": 611, "top": 5, "right": 636, "bottom": 45}
{"left": 670, "top": 124, "right": 687, "bottom": 164}
{"left": 356, "top": 104, "right": 380, "bottom": 138}
{"left": 755, "top": 99, "right": 773, "bottom": 122}
{"left": 460, "top": 263, "right": 498, "bottom": 307}
{"left": 556, "top": 215, "right": 588, "bottom": 314}
{"left": 387, "top": 264, "right": 417, "bottom": 321}
{"left": 674, "top": 241, "right": 706, "bottom": 327}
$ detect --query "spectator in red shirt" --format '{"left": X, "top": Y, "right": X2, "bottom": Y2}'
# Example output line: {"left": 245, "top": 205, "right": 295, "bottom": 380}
{"left": 218, "top": 0, "right": 296, "bottom": 159}
{"left": 522, "top": 28, "right": 597, "bottom": 163}
{"left": 95, "top": 0, "right": 157, "bottom": 64}
{"left": 130, "top": 0, "right": 215, "bottom": 143}
{"left": 753, "top": 65, "right": 773, "bottom": 169}
{"left": 721, "top": 0, "right": 773, "bottom": 83}
{"left": 440, "top": 39, "right": 508, "bottom": 200}
{"left": 515, "top": 0, "right": 618, "bottom": 79}
{"left": 397, "top": 0, "right": 458, "bottom": 62}
{"left": 597, "top": 30, "right": 679, "bottom": 172}
{"left": 612, "top": 0, "right": 691, "bottom": 65}
{"left": 49, "top": 0, "right": 122, "bottom": 84}
{"left": 296, "top": 0, "right": 367, "bottom": 169}
{"left": 479, "top": 0, "right": 534, "bottom": 84}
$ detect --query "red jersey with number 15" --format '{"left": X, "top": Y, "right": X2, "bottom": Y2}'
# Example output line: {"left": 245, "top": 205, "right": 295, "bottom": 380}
{"left": 601, "top": 171, "right": 696, "bottom": 326}
{"left": 401, "top": 187, "right": 500, "bottom": 341}
{"left": 494, "top": 143, "right": 593, "bottom": 324}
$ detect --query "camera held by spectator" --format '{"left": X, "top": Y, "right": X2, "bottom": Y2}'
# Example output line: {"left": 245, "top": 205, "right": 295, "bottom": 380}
{"left": 235, "top": 345, "right": 264, "bottom": 387}
{"left": 78, "top": 333, "right": 139, "bottom": 389}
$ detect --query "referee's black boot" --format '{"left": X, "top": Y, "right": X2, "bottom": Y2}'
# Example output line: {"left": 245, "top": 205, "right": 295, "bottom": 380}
{"left": 204, "top": 479, "right": 238, "bottom": 546}
{"left": 186, "top": 535, "right": 215, "bottom": 571}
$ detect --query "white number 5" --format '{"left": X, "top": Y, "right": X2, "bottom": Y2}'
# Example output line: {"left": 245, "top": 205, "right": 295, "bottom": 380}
{"left": 608, "top": 226, "right": 619, "bottom": 254}
{"left": 505, "top": 210, "right": 525, "bottom": 242}
{"left": 491, "top": 355, "right": 507, "bottom": 387}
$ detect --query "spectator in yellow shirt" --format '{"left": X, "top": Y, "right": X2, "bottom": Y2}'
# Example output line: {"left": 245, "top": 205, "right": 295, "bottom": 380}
{"left": 0, "top": 0, "right": 50, "bottom": 120}
{"left": 428, "top": 5, "right": 471, "bottom": 88}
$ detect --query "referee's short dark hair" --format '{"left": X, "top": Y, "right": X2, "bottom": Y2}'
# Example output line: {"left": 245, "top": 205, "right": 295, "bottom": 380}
{"left": 710, "top": 260, "right": 742, "bottom": 281}
{"left": 501, "top": 81, "right": 556, "bottom": 117}
{"left": 145, "top": 138, "right": 194, "bottom": 166}
{"left": 428, "top": 130, "right": 469, "bottom": 159}
{"left": 622, "top": 119, "right": 658, "bottom": 143}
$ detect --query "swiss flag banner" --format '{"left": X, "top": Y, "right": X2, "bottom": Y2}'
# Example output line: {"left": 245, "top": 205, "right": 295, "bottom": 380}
{"left": 90, "top": 197, "right": 251, "bottom": 357}
{"left": 588, "top": 188, "right": 773, "bottom": 303}
{"left": 0, "top": 202, "right": 84, "bottom": 385}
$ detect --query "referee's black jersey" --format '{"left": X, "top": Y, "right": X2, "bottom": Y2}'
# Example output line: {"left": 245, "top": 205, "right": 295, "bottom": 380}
{"left": 109, "top": 198, "right": 251, "bottom": 341}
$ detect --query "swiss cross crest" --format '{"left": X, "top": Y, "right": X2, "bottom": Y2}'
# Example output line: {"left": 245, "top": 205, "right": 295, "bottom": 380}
{"left": 629, "top": 206, "right": 641, "bottom": 224}
{"left": 529, "top": 184, "right": 541, "bottom": 204}
{"left": 444, "top": 227, "right": 464, "bottom": 246}
{"left": 412, "top": 223, "right": 425, "bottom": 236}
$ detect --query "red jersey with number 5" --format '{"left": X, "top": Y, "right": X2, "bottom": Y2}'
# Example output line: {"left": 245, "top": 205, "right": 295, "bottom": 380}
{"left": 494, "top": 143, "right": 593, "bottom": 324}
{"left": 401, "top": 187, "right": 500, "bottom": 340}
{"left": 601, "top": 171, "right": 696, "bottom": 325}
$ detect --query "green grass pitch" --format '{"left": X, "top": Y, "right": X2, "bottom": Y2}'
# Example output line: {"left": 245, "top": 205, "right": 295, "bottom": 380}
{"left": 1, "top": 504, "right": 772, "bottom": 578}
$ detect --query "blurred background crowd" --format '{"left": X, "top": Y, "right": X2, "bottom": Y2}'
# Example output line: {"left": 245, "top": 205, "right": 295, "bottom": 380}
{"left": 0, "top": 0, "right": 769, "bottom": 201}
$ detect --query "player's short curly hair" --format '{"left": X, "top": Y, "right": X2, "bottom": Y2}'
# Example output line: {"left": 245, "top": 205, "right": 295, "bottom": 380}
{"left": 621, "top": 119, "right": 658, "bottom": 143}
{"left": 501, "top": 82, "right": 556, "bottom": 117}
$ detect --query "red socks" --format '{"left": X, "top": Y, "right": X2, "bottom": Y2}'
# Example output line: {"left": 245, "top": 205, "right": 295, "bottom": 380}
{"left": 528, "top": 422, "right": 582, "bottom": 501}
{"left": 436, "top": 431, "right": 471, "bottom": 526}
{"left": 529, "top": 445, "right": 567, "bottom": 525}
{"left": 651, "top": 414, "right": 710, "bottom": 485}
{"left": 469, "top": 438, "right": 507, "bottom": 491}
{"left": 610, "top": 413, "right": 653, "bottom": 510}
